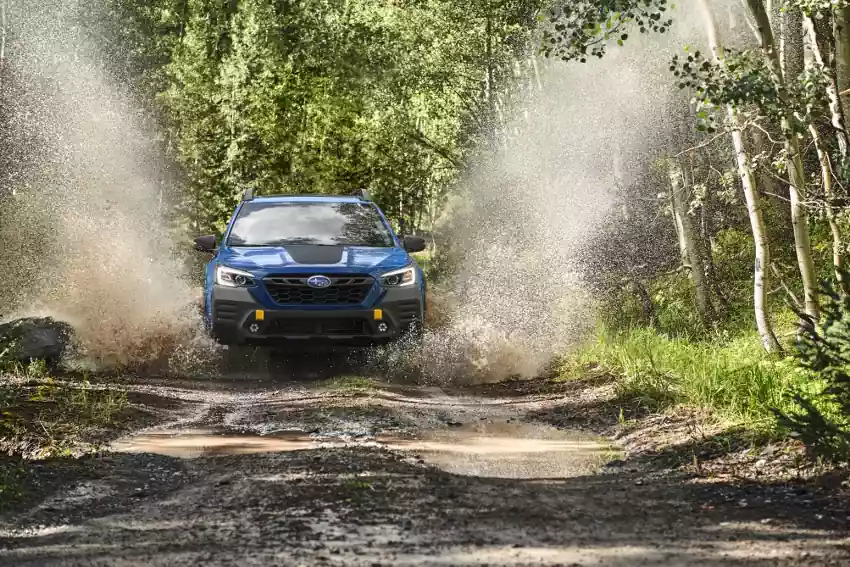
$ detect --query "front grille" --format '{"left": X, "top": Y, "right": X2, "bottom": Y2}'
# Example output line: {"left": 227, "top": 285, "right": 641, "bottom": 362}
{"left": 263, "top": 274, "right": 374, "bottom": 306}
{"left": 266, "top": 318, "right": 367, "bottom": 336}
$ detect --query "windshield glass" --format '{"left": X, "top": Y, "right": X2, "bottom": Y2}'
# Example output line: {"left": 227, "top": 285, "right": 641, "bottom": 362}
{"left": 227, "top": 202, "right": 395, "bottom": 247}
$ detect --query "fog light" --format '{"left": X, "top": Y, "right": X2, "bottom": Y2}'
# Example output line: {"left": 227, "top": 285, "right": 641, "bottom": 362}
{"left": 249, "top": 323, "right": 259, "bottom": 333}
{"left": 255, "top": 309, "right": 265, "bottom": 321}
{"left": 373, "top": 308, "right": 383, "bottom": 320}
{"left": 378, "top": 322, "right": 388, "bottom": 333}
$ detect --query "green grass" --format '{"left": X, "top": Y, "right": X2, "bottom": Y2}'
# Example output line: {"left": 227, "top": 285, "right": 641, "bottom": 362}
{"left": 561, "top": 326, "right": 825, "bottom": 431}
{"left": 1, "top": 365, "right": 128, "bottom": 458}
{"left": 317, "top": 375, "right": 377, "bottom": 391}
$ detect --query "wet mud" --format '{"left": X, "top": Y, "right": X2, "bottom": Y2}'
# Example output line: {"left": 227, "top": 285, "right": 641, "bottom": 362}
{"left": 2, "top": 367, "right": 848, "bottom": 566}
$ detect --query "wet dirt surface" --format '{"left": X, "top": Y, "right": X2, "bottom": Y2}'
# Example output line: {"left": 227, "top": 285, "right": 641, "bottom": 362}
{"left": 1, "top": 354, "right": 849, "bottom": 566}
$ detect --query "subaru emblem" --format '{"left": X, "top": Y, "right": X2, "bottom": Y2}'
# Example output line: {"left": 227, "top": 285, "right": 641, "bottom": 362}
{"left": 306, "top": 275, "right": 332, "bottom": 289}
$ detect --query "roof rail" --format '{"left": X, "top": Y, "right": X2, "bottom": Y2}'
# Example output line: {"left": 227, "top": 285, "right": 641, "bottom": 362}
{"left": 242, "top": 188, "right": 254, "bottom": 201}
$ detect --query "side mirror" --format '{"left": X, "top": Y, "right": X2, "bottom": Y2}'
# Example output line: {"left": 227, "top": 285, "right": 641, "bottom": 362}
{"left": 402, "top": 235, "right": 426, "bottom": 253}
{"left": 194, "top": 235, "right": 217, "bottom": 253}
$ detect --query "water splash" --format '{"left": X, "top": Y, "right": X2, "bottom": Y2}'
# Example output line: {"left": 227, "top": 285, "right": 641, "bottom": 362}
{"left": 0, "top": 1, "right": 744, "bottom": 378}
{"left": 0, "top": 0, "right": 210, "bottom": 368}
{"left": 371, "top": 7, "right": 733, "bottom": 385}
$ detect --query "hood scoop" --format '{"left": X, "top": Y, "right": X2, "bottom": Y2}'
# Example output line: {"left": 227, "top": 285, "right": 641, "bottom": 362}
{"left": 283, "top": 245, "right": 345, "bottom": 265}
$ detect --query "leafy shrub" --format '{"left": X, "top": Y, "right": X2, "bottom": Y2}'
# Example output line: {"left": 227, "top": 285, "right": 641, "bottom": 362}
{"left": 775, "top": 278, "right": 850, "bottom": 463}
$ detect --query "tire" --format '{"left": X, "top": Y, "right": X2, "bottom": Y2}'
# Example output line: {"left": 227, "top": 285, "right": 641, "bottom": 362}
{"left": 210, "top": 323, "right": 239, "bottom": 347}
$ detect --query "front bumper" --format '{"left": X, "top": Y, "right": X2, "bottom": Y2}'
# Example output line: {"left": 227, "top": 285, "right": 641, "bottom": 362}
{"left": 209, "top": 284, "right": 424, "bottom": 346}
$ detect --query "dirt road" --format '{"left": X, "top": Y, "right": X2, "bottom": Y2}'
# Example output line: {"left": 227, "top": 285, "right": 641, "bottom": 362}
{"left": 1, "top": 355, "right": 848, "bottom": 566}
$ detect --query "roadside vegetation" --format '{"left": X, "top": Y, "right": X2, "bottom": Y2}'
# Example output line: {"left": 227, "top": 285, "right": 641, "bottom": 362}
{"left": 0, "top": 353, "right": 128, "bottom": 508}
{"left": 2, "top": 0, "right": 850, "bottom": 470}
{"left": 538, "top": 0, "right": 850, "bottom": 466}
{"left": 0, "top": 360, "right": 128, "bottom": 459}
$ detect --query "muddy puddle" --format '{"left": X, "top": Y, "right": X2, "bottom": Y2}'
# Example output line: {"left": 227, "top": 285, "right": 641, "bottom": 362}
{"left": 111, "top": 428, "right": 320, "bottom": 457}
{"left": 112, "top": 421, "right": 619, "bottom": 479}
{"left": 380, "top": 421, "right": 619, "bottom": 478}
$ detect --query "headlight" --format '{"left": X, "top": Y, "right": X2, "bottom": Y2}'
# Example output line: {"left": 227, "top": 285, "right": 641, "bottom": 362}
{"left": 215, "top": 265, "right": 256, "bottom": 287}
{"left": 380, "top": 266, "right": 416, "bottom": 287}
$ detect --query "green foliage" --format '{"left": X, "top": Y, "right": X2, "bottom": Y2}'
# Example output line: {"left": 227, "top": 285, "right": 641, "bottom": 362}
{"left": 650, "top": 271, "right": 704, "bottom": 337}
{"left": 0, "top": 368, "right": 127, "bottom": 459}
{"left": 776, "top": 276, "right": 850, "bottom": 463}
{"left": 794, "top": 0, "right": 850, "bottom": 15}
{"left": 671, "top": 48, "right": 829, "bottom": 135}
{"left": 96, "top": 0, "right": 545, "bottom": 234}
{"left": 568, "top": 326, "right": 815, "bottom": 427}
{"left": 541, "top": 0, "right": 672, "bottom": 62}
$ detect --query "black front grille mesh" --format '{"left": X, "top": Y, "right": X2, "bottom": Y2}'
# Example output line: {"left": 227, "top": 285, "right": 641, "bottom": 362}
{"left": 267, "top": 318, "right": 366, "bottom": 336}
{"left": 263, "top": 275, "right": 374, "bottom": 306}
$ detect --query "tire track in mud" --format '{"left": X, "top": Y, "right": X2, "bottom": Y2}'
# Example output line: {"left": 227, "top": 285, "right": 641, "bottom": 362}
{"left": 1, "top": 371, "right": 849, "bottom": 567}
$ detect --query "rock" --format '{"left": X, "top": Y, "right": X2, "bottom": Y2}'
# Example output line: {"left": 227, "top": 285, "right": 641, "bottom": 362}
{"left": 0, "top": 317, "right": 75, "bottom": 364}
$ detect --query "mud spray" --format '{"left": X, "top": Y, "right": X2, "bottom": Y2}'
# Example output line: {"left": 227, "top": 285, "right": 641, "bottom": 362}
{"left": 371, "top": 4, "right": 746, "bottom": 385}
{"left": 0, "top": 1, "right": 739, "bottom": 379}
{"left": 0, "top": 0, "right": 214, "bottom": 371}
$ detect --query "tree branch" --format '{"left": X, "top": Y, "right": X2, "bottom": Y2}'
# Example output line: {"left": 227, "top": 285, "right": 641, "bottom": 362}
{"left": 407, "top": 130, "right": 462, "bottom": 168}
{"left": 675, "top": 130, "right": 729, "bottom": 156}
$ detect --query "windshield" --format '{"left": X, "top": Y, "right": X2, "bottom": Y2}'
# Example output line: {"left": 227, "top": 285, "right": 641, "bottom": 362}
{"left": 227, "top": 202, "right": 395, "bottom": 247}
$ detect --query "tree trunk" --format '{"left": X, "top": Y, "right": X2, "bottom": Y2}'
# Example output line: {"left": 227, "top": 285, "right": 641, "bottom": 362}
{"left": 669, "top": 159, "right": 712, "bottom": 323}
{"left": 485, "top": 8, "right": 494, "bottom": 114}
{"left": 0, "top": 0, "right": 6, "bottom": 89}
{"left": 805, "top": 14, "right": 849, "bottom": 158}
{"left": 787, "top": 139, "right": 820, "bottom": 321}
{"left": 700, "top": 178, "right": 731, "bottom": 316}
{"left": 631, "top": 280, "right": 656, "bottom": 327}
{"left": 780, "top": 2, "right": 804, "bottom": 79}
{"left": 809, "top": 122, "right": 849, "bottom": 294}
{"left": 700, "top": 0, "right": 782, "bottom": 352}
{"left": 670, "top": 185, "right": 689, "bottom": 267}
{"left": 804, "top": 15, "right": 850, "bottom": 295}
{"left": 834, "top": 6, "right": 850, "bottom": 116}
{"left": 746, "top": 0, "right": 820, "bottom": 321}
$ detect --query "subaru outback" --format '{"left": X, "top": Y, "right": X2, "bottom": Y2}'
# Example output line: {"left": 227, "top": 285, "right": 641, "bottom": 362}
{"left": 193, "top": 190, "right": 427, "bottom": 347}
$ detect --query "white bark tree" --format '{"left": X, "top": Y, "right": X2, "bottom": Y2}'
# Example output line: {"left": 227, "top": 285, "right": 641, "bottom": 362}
{"left": 803, "top": 14, "right": 850, "bottom": 294}
{"left": 699, "top": 0, "right": 782, "bottom": 351}
{"left": 668, "top": 157, "right": 713, "bottom": 323}
{"left": 745, "top": 0, "right": 820, "bottom": 322}
{"left": 834, "top": 5, "right": 850, "bottom": 115}
{"left": 802, "top": 6, "right": 850, "bottom": 294}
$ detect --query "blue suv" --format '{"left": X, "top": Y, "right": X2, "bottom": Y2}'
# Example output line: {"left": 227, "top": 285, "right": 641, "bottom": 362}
{"left": 193, "top": 190, "right": 427, "bottom": 347}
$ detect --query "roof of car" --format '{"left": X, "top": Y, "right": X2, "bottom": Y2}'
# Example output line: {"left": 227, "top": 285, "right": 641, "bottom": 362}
{"left": 248, "top": 194, "right": 366, "bottom": 204}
